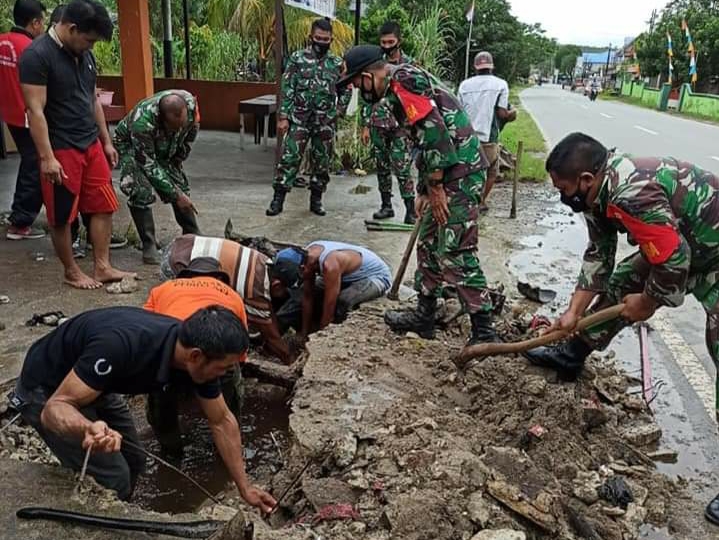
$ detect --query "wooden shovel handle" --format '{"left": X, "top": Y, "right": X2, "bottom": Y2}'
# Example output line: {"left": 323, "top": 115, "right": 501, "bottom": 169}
{"left": 458, "top": 304, "right": 625, "bottom": 363}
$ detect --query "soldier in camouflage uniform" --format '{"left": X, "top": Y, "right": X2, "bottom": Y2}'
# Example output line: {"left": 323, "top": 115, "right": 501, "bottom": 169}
{"left": 525, "top": 133, "right": 719, "bottom": 392}
{"left": 361, "top": 21, "right": 416, "bottom": 224}
{"left": 266, "top": 18, "right": 351, "bottom": 217}
{"left": 339, "top": 45, "right": 497, "bottom": 345}
{"left": 114, "top": 90, "right": 200, "bottom": 264}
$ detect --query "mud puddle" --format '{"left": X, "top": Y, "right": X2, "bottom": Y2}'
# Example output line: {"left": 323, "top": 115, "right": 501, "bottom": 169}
{"left": 130, "top": 389, "right": 290, "bottom": 514}
{"left": 508, "top": 203, "right": 719, "bottom": 493}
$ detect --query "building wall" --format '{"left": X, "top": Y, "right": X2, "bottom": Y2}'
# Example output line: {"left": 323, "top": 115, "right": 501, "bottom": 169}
{"left": 97, "top": 76, "right": 278, "bottom": 132}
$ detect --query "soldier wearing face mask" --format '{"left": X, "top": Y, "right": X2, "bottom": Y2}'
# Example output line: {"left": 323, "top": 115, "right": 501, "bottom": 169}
{"left": 339, "top": 45, "right": 498, "bottom": 348}
{"left": 266, "top": 18, "right": 351, "bottom": 217}
{"left": 360, "top": 21, "right": 417, "bottom": 224}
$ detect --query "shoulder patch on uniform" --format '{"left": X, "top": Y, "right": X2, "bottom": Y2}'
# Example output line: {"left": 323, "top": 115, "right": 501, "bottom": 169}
{"left": 390, "top": 80, "right": 433, "bottom": 125}
{"left": 606, "top": 203, "right": 681, "bottom": 264}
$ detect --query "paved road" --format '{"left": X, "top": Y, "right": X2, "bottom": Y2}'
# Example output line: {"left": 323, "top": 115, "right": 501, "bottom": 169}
{"left": 515, "top": 85, "right": 719, "bottom": 512}
{"left": 522, "top": 84, "right": 719, "bottom": 173}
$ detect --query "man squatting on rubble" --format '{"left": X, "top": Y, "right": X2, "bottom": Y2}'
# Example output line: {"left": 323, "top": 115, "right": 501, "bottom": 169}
{"left": 522, "top": 132, "right": 719, "bottom": 524}
{"left": 339, "top": 45, "right": 500, "bottom": 345}
{"left": 13, "top": 305, "right": 276, "bottom": 511}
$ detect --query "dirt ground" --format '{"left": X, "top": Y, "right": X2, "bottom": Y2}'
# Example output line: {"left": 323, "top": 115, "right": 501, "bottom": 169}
{"left": 1, "top": 144, "right": 716, "bottom": 539}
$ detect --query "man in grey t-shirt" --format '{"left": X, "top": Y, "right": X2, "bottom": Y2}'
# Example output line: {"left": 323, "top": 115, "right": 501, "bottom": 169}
{"left": 458, "top": 51, "right": 517, "bottom": 213}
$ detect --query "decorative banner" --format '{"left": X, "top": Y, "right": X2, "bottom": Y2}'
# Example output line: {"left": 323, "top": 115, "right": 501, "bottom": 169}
{"left": 465, "top": 0, "right": 475, "bottom": 22}
{"left": 285, "top": 0, "right": 336, "bottom": 19}
{"left": 690, "top": 52, "right": 698, "bottom": 83}
{"left": 681, "top": 19, "right": 695, "bottom": 53}
{"left": 666, "top": 31, "right": 674, "bottom": 84}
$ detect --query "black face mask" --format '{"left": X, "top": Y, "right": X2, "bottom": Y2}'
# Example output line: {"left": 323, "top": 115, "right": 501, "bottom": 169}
{"left": 312, "top": 41, "right": 330, "bottom": 56}
{"left": 361, "top": 74, "right": 382, "bottom": 103}
{"left": 561, "top": 189, "right": 590, "bottom": 213}
{"left": 381, "top": 44, "right": 398, "bottom": 57}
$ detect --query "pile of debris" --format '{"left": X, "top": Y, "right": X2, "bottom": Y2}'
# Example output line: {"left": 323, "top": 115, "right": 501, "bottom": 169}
{"left": 213, "top": 300, "right": 695, "bottom": 540}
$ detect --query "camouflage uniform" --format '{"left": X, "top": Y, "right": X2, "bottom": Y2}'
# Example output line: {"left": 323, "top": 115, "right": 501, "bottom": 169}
{"left": 574, "top": 155, "right": 719, "bottom": 411}
{"left": 114, "top": 90, "right": 199, "bottom": 209}
{"left": 274, "top": 47, "right": 351, "bottom": 192}
{"left": 361, "top": 52, "right": 415, "bottom": 199}
{"left": 385, "top": 64, "right": 490, "bottom": 313}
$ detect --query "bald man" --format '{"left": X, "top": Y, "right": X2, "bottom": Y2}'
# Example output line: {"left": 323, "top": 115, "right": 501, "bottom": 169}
{"left": 114, "top": 90, "right": 201, "bottom": 264}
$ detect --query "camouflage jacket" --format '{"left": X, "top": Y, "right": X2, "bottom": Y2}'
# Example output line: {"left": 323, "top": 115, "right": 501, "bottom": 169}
{"left": 384, "top": 64, "right": 487, "bottom": 187}
{"left": 361, "top": 52, "right": 414, "bottom": 131}
{"left": 578, "top": 154, "right": 719, "bottom": 307}
{"left": 279, "top": 47, "right": 350, "bottom": 125}
{"left": 114, "top": 89, "right": 199, "bottom": 202}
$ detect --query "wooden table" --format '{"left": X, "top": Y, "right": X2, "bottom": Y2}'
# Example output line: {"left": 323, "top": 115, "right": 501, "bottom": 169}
{"left": 237, "top": 94, "right": 277, "bottom": 151}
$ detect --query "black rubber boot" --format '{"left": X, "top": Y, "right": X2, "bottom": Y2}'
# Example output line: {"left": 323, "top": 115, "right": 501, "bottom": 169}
{"left": 705, "top": 493, "right": 719, "bottom": 526}
{"left": 404, "top": 198, "right": 417, "bottom": 225}
{"left": 384, "top": 294, "right": 436, "bottom": 339}
{"left": 146, "top": 390, "right": 183, "bottom": 457}
{"left": 266, "top": 187, "right": 287, "bottom": 216}
{"left": 523, "top": 336, "right": 592, "bottom": 381}
{"left": 172, "top": 202, "right": 201, "bottom": 235}
{"left": 309, "top": 186, "right": 326, "bottom": 216}
{"left": 129, "top": 206, "right": 161, "bottom": 265}
{"left": 373, "top": 192, "right": 394, "bottom": 220}
{"left": 467, "top": 311, "right": 499, "bottom": 346}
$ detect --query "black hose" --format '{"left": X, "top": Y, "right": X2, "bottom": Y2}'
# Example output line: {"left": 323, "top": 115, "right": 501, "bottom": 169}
{"left": 16, "top": 507, "right": 225, "bottom": 539}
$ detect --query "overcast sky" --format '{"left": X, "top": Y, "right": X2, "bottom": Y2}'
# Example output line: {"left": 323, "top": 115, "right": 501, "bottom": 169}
{"left": 508, "top": 0, "right": 664, "bottom": 47}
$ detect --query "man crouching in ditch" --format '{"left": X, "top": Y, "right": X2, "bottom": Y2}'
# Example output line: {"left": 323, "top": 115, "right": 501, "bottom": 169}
{"left": 11, "top": 305, "right": 276, "bottom": 511}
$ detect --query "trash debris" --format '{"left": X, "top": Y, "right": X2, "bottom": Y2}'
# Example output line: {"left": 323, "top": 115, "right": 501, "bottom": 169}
{"left": 598, "top": 476, "right": 634, "bottom": 509}
{"left": 106, "top": 276, "right": 139, "bottom": 294}
{"left": 0, "top": 295, "right": 9, "bottom": 305}
{"left": 296, "top": 503, "right": 360, "bottom": 525}
{"left": 25, "top": 311, "right": 67, "bottom": 327}
{"left": 517, "top": 281, "right": 557, "bottom": 304}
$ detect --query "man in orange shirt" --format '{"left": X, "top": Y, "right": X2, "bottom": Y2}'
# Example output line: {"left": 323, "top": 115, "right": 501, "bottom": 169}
{"left": 144, "top": 257, "right": 249, "bottom": 454}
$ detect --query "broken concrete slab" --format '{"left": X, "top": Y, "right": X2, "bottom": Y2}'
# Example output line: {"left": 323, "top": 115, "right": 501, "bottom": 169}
{"left": 471, "top": 529, "right": 526, "bottom": 540}
{"left": 622, "top": 424, "right": 662, "bottom": 447}
{"left": 301, "top": 478, "right": 358, "bottom": 511}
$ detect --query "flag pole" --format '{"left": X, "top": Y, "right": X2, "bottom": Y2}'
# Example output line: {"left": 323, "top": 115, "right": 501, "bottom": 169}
{"left": 464, "top": 2, "right": 475, "bottom": 80}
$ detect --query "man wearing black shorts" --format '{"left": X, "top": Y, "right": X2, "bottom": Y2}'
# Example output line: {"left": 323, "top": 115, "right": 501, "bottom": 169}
{"left": 19, "top": 0, "right": 132, "bottom": 289}
{"left": 13, "top": 305, "right": 276, "bottom": 511}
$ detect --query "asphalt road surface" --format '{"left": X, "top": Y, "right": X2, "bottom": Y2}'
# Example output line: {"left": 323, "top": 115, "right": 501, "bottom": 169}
{"left": 515, "top": 85, "right": 719, "bottom": 511}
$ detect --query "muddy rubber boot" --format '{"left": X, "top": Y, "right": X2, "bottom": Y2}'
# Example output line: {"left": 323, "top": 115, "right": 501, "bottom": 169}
{"left": 705, "top": 493, "right": 719, "bottom": 525}
{"left": 309, "top": 186, "right": 326, "bottom": 216}
{"left": 373, "top": 192, "right": 395, "bottom": 219}
{"left": 129, "top": 206, "right": 161, "bottom": 265}
{"left": 403, "top": 198, "right": 417, "bottom": 225}
{"left": 523, "top": 336, "right": 592, "bottom": 381}
{"left": 467, "top": 311, "right": 499, "bottom": 346}
{"left": 266, "top": 187, "right": 287, "bottom": 216}
{"left": 172, "top": 202, "right": 201, "bottom": 235}
{"left": 384, "top": 294, "right": 436, "bottom": 339}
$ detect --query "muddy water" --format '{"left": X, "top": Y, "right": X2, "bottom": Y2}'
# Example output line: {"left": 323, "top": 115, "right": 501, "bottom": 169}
{"left": 130, "top": 391, "right": 290, "bottom": 514}
{"left": 508, "top": 204, "right": 719, "bottom": 495}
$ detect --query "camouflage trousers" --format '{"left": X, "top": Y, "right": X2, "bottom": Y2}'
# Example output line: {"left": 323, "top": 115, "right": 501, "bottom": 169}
{"left": 580, "top": 249, "right": 719, "bottom": 414}
{"left": 370, "top": 127, "right": 414, "bottom": 199}
{"left": 117, "top": 152, "right": 190, "bottom": 210}
{"left": 414, "top": 171, "right": 492, "bottom": 314}
{"left": 273, "top": 122, "right": 334, "bottom": 192}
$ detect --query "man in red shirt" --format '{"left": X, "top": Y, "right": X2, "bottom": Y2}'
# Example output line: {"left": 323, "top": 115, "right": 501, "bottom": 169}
{"left": 0, "top": 0, "right": 46, "bottom": 240}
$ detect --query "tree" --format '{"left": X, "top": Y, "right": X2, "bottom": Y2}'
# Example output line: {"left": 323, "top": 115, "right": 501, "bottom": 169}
{"left": 634, "top": 0, "right": 719, "bottom": 90}
{"left": 555, "top": 44, "right": 582, "bottom": 78}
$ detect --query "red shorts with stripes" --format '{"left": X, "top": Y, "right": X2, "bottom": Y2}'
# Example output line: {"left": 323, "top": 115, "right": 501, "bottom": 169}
{"left": 42, "top": 139, "right": 119, "bottom": 226}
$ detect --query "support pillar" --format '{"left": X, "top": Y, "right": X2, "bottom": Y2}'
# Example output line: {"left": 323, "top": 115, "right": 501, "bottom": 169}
{"left": 117, "top": 0, "right": 154, "bottom": 110}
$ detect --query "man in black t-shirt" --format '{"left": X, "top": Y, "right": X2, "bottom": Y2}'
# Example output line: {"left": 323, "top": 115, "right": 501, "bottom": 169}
{"left": 13, "top": 305, "right": 276, "bottom": 511}
{"left": 19, "top": 0, "right": 133, "bottom": 290}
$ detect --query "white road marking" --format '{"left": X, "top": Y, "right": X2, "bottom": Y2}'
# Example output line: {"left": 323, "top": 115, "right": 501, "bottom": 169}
{"left": 653, "top": 312, "right": 716, "bottom": 422}
{"left": 633, "top": 125, "right": 658, "bottom": 135}
{"left": 711, "top": 156, "right": 719, "bottom": 162}
{"left": 600, "top": 113, "right": 613, "bottom": 119}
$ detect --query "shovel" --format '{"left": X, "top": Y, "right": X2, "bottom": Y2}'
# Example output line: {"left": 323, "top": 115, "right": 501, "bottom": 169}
{"left": 455, "top": 304, "right": 625, "bottom": 369}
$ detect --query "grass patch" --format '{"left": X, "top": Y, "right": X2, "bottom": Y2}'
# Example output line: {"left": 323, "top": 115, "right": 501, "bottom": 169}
{"left": 500, "top": 85, "right": 547, "bottom": 181}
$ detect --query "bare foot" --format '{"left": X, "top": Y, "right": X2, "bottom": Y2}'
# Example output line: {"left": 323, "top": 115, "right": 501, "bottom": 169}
{"left": 94, "top": 267, "right": 137, "bottom": 284}
{"left": 64, "top": 270, "right": 103, "bottom": 290}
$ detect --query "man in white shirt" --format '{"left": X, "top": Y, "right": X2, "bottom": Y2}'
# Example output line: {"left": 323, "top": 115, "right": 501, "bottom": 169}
{"left": 458, "top": 51, "right": 517, "bottom": 213}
